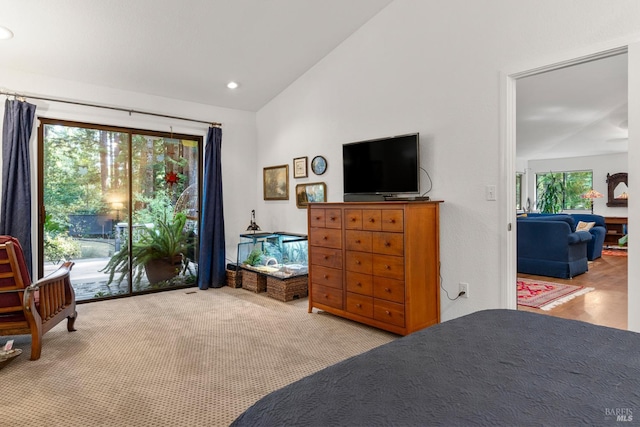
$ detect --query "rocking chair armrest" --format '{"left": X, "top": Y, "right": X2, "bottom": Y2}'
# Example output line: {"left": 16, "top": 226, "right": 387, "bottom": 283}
{"left": 0, "top": 288, "right": 25, "bottom": 294}
{"left": 23, "top": 284, "right": 38, "bottom": 312}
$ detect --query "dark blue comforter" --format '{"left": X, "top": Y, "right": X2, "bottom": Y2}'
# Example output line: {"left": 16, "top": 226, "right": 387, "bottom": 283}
{"left": 232, "top": 309, "right": 640, "bottom": 426}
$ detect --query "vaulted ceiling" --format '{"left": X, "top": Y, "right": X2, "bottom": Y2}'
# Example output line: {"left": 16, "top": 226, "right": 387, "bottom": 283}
{"left": 0, "top": 0, "right": 392, "bottom": 112}
{"left": 0, "top": 1, "right": 628, "bottom": 160}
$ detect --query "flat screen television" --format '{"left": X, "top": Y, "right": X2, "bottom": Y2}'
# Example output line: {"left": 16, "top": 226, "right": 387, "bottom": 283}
{"left": 343, "top": 133, "right": 419, "bottom": 198}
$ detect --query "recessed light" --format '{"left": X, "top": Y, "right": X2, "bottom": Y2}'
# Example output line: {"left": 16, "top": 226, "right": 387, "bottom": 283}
{"left": 227, "top": 81, "right": 239, "bottom": 89}
{"left": 0, "top": 26, "right": 14, "bottom": 40}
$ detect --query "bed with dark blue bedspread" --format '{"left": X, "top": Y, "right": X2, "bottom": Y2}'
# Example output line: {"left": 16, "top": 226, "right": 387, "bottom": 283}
{"left": 231, "top": 309, "right": 640, "bottom": 426}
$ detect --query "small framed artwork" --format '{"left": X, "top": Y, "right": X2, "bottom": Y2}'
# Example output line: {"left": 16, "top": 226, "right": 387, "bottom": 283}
{"left": 263, "top": 164, "right": 289, "bottom": 200}
{"left": 311, "top": 156, "right": 327, "bottom": 175}
{"left": 293, "top": 156, "right": 308, "bottom": 178}
{"left": 296, "top": 182, "right": 327, "bottom": 209}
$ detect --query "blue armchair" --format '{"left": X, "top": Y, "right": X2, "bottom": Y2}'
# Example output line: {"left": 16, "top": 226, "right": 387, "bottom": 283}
{"left": 517, "top": 217, "right": 591, "bottom": 279}
{"left": 571, "top": 214, "right": 606, "bottom": 260}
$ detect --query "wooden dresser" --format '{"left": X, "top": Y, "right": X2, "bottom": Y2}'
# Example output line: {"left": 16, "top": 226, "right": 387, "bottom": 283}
{"left": 307, "top": 201, "right": 442, "bottom": 335}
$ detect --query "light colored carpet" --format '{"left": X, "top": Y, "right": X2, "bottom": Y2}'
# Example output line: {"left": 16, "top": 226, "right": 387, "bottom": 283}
{"left": 1, "top": 287, "right": 395, "bottom": 426}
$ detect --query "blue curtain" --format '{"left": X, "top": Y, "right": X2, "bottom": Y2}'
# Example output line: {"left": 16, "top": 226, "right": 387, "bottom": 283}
{"left": 1, "top": 99, "right": 37, "bottom": 274}
{"left": 198, "top": 126, "right": 226, "bottom": 289}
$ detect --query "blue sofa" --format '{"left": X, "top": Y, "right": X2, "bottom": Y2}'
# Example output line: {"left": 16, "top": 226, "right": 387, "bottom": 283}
{"left": 517, "top": 215, "right": 592, "bottom": 279}
{"left": 521, "top": 213, "right": 606, "bottom": 261}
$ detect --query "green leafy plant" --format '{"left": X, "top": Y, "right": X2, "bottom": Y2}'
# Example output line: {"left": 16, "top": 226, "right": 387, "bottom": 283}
{"left": 101, "top": 212, "right": 191, "bottom": 287}
{"left": 243, "top": 248, "right": 264, "bottom": 266}
{"left": 537, "top": 173, "right": 565, "bottom": 213}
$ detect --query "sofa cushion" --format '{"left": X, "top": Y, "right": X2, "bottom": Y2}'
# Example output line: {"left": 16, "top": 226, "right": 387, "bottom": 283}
{"left": 576, "top": 221, "right": 596, "bottom": 231}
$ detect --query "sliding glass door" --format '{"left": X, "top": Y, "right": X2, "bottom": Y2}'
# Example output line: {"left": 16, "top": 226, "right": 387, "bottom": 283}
{"left": 39, "top": 119, "right": 201, "bottom": 301}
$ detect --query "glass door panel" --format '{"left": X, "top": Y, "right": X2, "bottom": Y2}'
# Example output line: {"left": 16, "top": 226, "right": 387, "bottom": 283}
{"left": 129, "top": 134, "right": 199, "bottom": 293}
{"left": 42, "top": 123, "right": 130, "bottom": 301}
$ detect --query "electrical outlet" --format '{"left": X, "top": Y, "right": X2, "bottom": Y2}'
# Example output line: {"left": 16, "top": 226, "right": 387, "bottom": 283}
{"left": 459, "top": 282, "right": 469, "bottom": 298}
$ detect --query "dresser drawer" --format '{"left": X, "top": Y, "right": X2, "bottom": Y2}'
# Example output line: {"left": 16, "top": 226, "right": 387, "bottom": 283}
{"left": 312, "top": 284, "right": 343, "bottom": 310}
{"left": 362, "top": 210, "right": 382, "bottom": 231}
{"left": 372, "top": 254, "right": 405, "bottom": 280}
{"left": 381, "top": 209, "right": 404, "bottom": 232}
{"left": 346, "top": 271, "right": 373, "bottom": 295}
{"left": 309, "top": 227, "right": 342, "bottom": 249}
{"left": 345, "top": 251, "right": 373, "bottom": 274}
{"left": 346, "top": 292, "right": 373, "bottom": 318}
{"left": 345, "top": 230, "right": 372, "bottom": 252}
{"left": 345, "top": 209, "right": 362, "bottom": 229}
{"left": 325, "top": 209, "right": 343, "bottom": 229}
{"left": 311, "top": 246, "right": 342, "bottom": 269}
{"left": 373, "top": 276, "right": 405, "bottom": 304}
{"left": 311, "top": 265, "right": 343, "bottom": 289}
{"left": 309, "top": 208, "right": 326, "bottom": 228}
{"left": 374, "top": 299, "right": 405, "bottom": 327}
{"left": 372, "top": 232, "right": 404, "bottom": 256}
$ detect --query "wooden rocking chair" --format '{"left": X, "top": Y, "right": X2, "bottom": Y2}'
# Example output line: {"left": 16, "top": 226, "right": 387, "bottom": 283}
{"left": 0, "top": 236, "right": 77, "bottom": 360}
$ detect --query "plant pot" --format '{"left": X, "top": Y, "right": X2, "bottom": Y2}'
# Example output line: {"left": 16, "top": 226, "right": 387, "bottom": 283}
{"left": 144, "top": 255, "right": 183, "bottom": 284}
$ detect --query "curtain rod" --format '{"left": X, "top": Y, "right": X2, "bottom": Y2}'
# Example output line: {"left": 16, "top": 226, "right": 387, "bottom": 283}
{"left": 0, "top": 90, "right": 222, "bottom": 127}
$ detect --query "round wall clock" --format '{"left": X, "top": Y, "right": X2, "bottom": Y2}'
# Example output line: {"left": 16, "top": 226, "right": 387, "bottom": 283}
{"left": 311, "top": 156, "right": 327, "bottom": 175}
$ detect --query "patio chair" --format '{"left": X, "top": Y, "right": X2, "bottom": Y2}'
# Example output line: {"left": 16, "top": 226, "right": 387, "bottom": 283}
{"left": 0, "top": 236, "right": 76, "bottom": 360}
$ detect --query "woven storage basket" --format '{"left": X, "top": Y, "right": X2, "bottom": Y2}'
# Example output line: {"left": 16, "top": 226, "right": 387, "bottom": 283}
{"left": 266, "top": 275, "right": 308, "bottom": 302}
{"left": 242, "top": 270, "right": 266, "bottom": 293}
{"left": 226, "top": 269, "right": 242, "bottom": 288}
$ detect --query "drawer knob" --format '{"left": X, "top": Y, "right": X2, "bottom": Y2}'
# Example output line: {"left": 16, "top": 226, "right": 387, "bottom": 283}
{"left": 330, "top": 216, "right": 336, "bottom": 221}
{"left": 384, "top": 241, "right": 391, "bottom": 247}
{"left": 384, "top": 288, "right": 391, "bottom": 293}
{"left": 323, "top": 274, "right": 329, "bottom": 279}
{"left": 356, "top": 303, "right": 362, "bottom": 308}
{"left": 356, "top": 282, "right": 362, "bottom": 287}
{"left": 385, "top": 310, "right": 391, "bottom": 315}
{"left": 384, "top": 265, "right": 390, "bottom": 270}
{"left": 323, "top": 236, "right": 328, "bottom": 240}
{"left": 368, "top": 218, "right": 375, "bottom": 223}
{"left": 355, "top": 239, "right": 361, "bottom": 244}
{"left": 389, "top": 219, "right": 396, "bottom": 223}
{"left": 315, "top": 216, "right": 321, "bottom": 220}
{"left": 355, "top": 260, "right": 361, "bottom": 265}
{"left": 323, "top": 255, "right": 329, "bottom": 260}
{"left": 350, "top": 217, "right": 356, "bottom": 222}
{"left": 324, "top": 294, "right": 329, "bottom": 299}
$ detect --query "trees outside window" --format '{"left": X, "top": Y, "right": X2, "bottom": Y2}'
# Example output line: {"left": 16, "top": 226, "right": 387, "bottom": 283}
{"left": 535, "top": 170, "right": 592, "bottom": 213}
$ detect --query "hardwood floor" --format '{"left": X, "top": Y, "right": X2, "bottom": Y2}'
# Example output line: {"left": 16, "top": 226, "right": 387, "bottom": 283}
{"left": 518, "top": 252, "right": 628, "bottom": 330}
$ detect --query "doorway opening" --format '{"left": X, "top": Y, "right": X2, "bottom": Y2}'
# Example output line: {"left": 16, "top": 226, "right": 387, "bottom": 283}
{"left": 506, "top": 48, "right": 629, "bottom": 329}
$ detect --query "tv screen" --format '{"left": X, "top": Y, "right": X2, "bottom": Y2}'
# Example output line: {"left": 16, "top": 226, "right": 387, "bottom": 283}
{"left": 343, "top": 133, "right": 419, "bottom": 195}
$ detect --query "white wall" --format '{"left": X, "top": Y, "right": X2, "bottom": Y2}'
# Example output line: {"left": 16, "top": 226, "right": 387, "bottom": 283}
{"left": 256, "top": 0, "right": 640, "bottom": 322}
{"left": 526, "top": 153, "right": 628, "bottom": 217}
{"left": 0, "top": 67, "right": 258, "bottom": 271}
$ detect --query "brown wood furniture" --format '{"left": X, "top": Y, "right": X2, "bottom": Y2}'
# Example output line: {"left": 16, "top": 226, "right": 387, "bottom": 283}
{"left": 307, "top": 201, "right": 442, "bottom": 335}
{"left": 0, "top": 236, "right": 77, "bottom": 360}
{"left": 604, "top": 217, "right": 628, "bottom": 247}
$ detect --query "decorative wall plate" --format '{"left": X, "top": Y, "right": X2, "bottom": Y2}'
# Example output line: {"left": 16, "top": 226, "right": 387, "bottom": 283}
{"left": 311, "top": 156, "right": 327, "bottom": 175}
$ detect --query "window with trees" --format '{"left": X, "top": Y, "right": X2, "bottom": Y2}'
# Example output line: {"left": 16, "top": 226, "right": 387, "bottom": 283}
{"left": 535, "top": 170, "right": 593, "bottom": 212}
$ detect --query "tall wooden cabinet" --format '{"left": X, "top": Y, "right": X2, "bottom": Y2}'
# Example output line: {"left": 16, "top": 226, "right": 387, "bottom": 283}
{"left": 307, "top": 201, "right": 442, "bottom": 335}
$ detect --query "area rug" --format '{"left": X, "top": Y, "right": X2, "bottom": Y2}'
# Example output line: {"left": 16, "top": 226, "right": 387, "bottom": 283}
{"left": 517, "top": 278, "right": 594, "bottom": 311}
{"left": 602, "top": 248, "right": 628, "bottom": 257}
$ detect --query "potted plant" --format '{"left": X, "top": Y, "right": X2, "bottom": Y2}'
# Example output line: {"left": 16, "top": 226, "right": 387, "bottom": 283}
{"left": 537, "top": 173, "right": 565, "bottom": 213}
{"left": 101, "top": 212, "right": 192, "bottom": 287}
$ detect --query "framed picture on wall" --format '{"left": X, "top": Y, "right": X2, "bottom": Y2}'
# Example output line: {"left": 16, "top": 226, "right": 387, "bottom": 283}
{"left": 263, "top": 164, "right": 289, "bottom": 200}
{"left": 296, "top": 182, "right": 326, "bottom": 209}
{"left": 293, "top": 156, "right": 308, "bottom": 178}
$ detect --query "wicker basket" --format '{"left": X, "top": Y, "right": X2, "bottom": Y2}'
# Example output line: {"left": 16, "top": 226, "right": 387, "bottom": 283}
{"left": 266, "top": 275, "right": 308, "bottom": 302}
{"left": 242, "top": 270, "right": 267, "bottom": 293}
{"left": 226, "top": 269, "right": 242, "bottom": 288}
